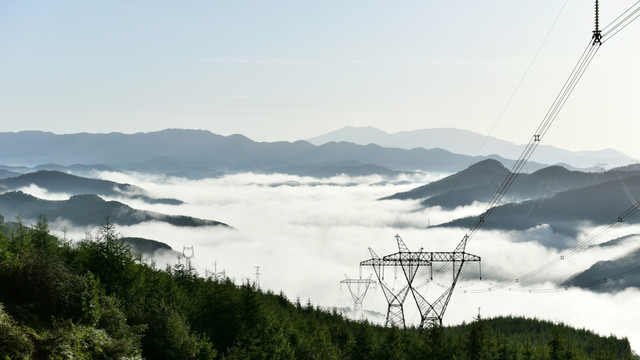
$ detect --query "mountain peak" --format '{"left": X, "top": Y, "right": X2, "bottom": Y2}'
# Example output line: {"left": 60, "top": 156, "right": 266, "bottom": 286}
{"left": 468, "top": 158, "right": 506, "bottom": 170}
{"left": 307, "top": 126, "right": 390, "bottom": 146}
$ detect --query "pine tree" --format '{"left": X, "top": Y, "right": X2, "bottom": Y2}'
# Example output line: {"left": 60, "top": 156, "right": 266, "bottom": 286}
{"left": 466, "top": 316, "right": 489, "bottom": 360}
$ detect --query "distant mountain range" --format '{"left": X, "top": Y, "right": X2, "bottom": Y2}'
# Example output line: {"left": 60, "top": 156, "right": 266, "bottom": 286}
{"left": 0, "top": 191, "right": 229, "bottom": 228}
{"left": 0, "top": 129, "right": 576, "bottom": 178}
{"left": 0, "top": 170, "right": 182, "bottom": 205}
{"left": 2, "top": 128, "right": 639, "bottom": 293}
{"left": 384, "top": 159, "right": 640, "bottom": 209}
{"left": 379, "top": 159, "right": 640, "bottom": 292}
{"left": 307, "top": 126, "right": 636, "bottom": 169}
{"left": 0, "top": 169, "right": 21, "bottom": 179}
{"left": 437, "top": 172, "right": 640, "bottom": 238}
{"left": 382, "top": 159, "right": 640, "bottom": 242}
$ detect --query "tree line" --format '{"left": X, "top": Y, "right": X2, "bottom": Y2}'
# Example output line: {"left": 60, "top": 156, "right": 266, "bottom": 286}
{"left": 0, "top": 216, "right": 636, "bottom": 359}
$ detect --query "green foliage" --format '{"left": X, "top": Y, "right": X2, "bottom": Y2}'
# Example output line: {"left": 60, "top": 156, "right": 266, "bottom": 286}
{"left": 39, "top": 319, "right": 143, "bottom": 360}
{"left": 466, "top": 316, "right": 490, "bottom": 360}
{"left": 0, "top": 217, "right": 637, "bottom": 360}
{"left": 142, "top": 302, "right": 216, "bottom": 360}
{"left": 0, "top": 247, "right": 92, "bottom": 322}
{"left": 71, "top": 219, "right": 140, "bottom": 297}
{"left": 0, "top": 304, "right": 33, "bottom": 360}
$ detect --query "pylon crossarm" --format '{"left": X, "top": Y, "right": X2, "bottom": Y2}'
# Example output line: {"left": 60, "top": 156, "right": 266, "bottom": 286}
{"left": 382, "top": 252, "right": 431, "bottom": 264}
{"left": 382, "top": 252, "right": 430, "bottom": 285}
{"left": 414, "top": 251, "right": 481, "bottom": 263}
{"left": 360, "top": 257, "right": 416, "bottom": 267}
{"left": 380, "top": 251, "right": 480, "bottom": 263}
{"left": 340, "top": 278, "right": 377, "bottom": 285}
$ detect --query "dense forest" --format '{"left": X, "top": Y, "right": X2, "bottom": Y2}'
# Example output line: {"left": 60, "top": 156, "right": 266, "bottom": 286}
{"left": 0, "top": 216, "right": 636, "bottom": 359}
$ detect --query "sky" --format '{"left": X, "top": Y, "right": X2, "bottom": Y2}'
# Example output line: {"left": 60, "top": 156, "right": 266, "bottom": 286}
{"left": 1, "top": 0, "right": 640, "bottom": 157}
{"left": 22, "top": 171, "right": 640, "bottom": 351}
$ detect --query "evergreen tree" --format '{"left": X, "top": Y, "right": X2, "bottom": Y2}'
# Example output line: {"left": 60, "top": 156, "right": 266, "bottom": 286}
{"left": 466, "top": 316, "right": 490, "bottom": 360}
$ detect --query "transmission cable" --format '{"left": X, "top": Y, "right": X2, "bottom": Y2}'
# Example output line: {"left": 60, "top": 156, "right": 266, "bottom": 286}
{"left": 436, "top": 0, "right": 569, "bottom": 209}
{"left": 456, "top": 203, "right": 640, "bottom": 294}
{"left": 457, "top": 0, "right": 640, "bottom": 253}
{"left": 616, "top": 172, "right": 640, "bottom": 210}
{"left": 452, "top": 37, "right": 602, "bottom": 256}
{"left": 601, "top": 0, "right": 640, "bottom": 42}
{"left": 505, "top": 264, "right": 640, "bottom": 294}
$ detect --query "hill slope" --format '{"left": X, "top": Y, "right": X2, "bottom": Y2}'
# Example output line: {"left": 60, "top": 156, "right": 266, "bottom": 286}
{"left": 385, "top": 159, "right": 640, "bottom": 209}
{"left": 0, "top": 191, "right": 228, "bottom": 228}
{"left": 0, "top": 223, "right": 635, "bottom": 359}
{"left": 0, "top": 170, "right": 182, "bottom": 205}
{"left": 436, "top": 173, "right": 640, "bottom": 238}
{"left": 562, "top": 243, "right": 640, "bottom": 293}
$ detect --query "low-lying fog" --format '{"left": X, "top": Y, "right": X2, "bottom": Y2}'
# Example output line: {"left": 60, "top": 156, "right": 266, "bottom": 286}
{"left": 28, "top": 171, "right": 640, "bottom": 351}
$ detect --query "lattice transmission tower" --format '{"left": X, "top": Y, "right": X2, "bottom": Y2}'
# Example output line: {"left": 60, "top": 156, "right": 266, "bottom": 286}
{"left": 360, "top": 235, "right": 432, "bottom": 328}
{"left": 340, "top": 274, "right": 377, "bottom": 320}
{"left": 361, "top": 235, "right": 480, "bottom": 329}
{"left": 384, "top": 235, "right": 481, "bottom": 328}
{"left": 183, "top": 246, "right": 195, "bottom": 271}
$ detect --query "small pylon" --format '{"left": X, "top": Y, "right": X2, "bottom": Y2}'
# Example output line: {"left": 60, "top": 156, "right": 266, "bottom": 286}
{"left": 340, "top": 274, "right": 377, "bottom": 320}
{"left": 254, "top": 266, "right": 262, "bottom": 288}
{"left": 182, "top": 246, "right": 195, "bottom": 271}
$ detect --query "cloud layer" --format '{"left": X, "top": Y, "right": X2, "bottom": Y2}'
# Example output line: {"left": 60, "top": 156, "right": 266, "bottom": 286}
{"left": 35, "top": 171, "right": 640, "bottom": 351}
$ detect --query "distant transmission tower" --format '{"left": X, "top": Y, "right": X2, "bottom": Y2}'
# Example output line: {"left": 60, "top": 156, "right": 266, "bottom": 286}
{"left": 183, "top": 246, "right": 195, "bottom": 272}
{"left": 205, "top": 260, "right": 226, "bottom": 281}
{"left": 214, "top": 260, "right": 226, "bottom": 280}
{"left": 254, "top": 266, "right": 262, "bottom": 288}
{"left": 340, "top": 274, "right": 377, "bottom": 320}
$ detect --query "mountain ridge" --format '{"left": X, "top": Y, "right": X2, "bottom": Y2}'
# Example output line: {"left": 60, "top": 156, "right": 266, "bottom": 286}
{"left": 307, "top": 126, "right": 636, "bottom": 169}
{"left": 0, "top": 191, "right": 229, "bottom": 228}
{"left": 0, "top": 170, "right": 182, "bottom": 205}
{"left": 435, "top": 172, "right": 640, "bottom": 239}
{"left": 0, "top": 129, "right": 554, "bottom": 178}
{"left": 383, "top": 159, "right": 640, "bottom": 209}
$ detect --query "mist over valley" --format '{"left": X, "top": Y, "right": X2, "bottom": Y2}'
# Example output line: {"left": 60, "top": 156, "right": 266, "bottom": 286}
{"left": 2, "top": 129, "right": 640, "bottom": 350}
{"left": 4, "top": 0, "right": 640, "bottom": 356}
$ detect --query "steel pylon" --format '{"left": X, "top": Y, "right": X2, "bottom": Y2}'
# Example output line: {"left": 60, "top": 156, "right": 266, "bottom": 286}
{"left": 362, "top": 234, "right": 480, "bottom": 329}
{"left": 340, "top": 274, "right": 377, "bottom": 320}
{"left": 385, "top": 247, "right": 481, "bottom": 328}
{"left": 360, "top": 235, "right": 430, "bottom": 328}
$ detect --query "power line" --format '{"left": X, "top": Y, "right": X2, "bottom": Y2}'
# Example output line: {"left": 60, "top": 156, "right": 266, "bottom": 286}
{"left": 457, "top": 204, "right": 640, "bottom": 294}
{"left": 437, "top": 0, "right": 569, "bottom": 209}
{"left": 427, "top": 0, "right": 640, "bottom": 319}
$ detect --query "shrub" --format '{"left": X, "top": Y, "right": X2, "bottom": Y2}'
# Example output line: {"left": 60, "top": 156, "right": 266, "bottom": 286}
{"left": 0, "top": 304, "right": 33, "bottom": 360}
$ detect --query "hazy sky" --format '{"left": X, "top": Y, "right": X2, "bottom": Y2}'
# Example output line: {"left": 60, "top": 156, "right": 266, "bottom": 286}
{"left": 1, "top": 1, "right": 639, "bottom": 156}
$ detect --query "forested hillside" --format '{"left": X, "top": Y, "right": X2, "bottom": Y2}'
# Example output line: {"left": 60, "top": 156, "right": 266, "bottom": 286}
{"left": 0, "top": 217, "right": 636, "bottom": 359}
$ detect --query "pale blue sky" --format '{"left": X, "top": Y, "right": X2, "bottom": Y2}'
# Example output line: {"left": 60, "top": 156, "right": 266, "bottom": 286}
{"left": 1, "top": 1, "right": 639, "bottom": 158}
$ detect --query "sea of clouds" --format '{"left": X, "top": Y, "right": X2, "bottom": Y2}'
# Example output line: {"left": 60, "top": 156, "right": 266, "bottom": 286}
{"left": 24, "top": 170, "right": 640, "bottom": 351}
